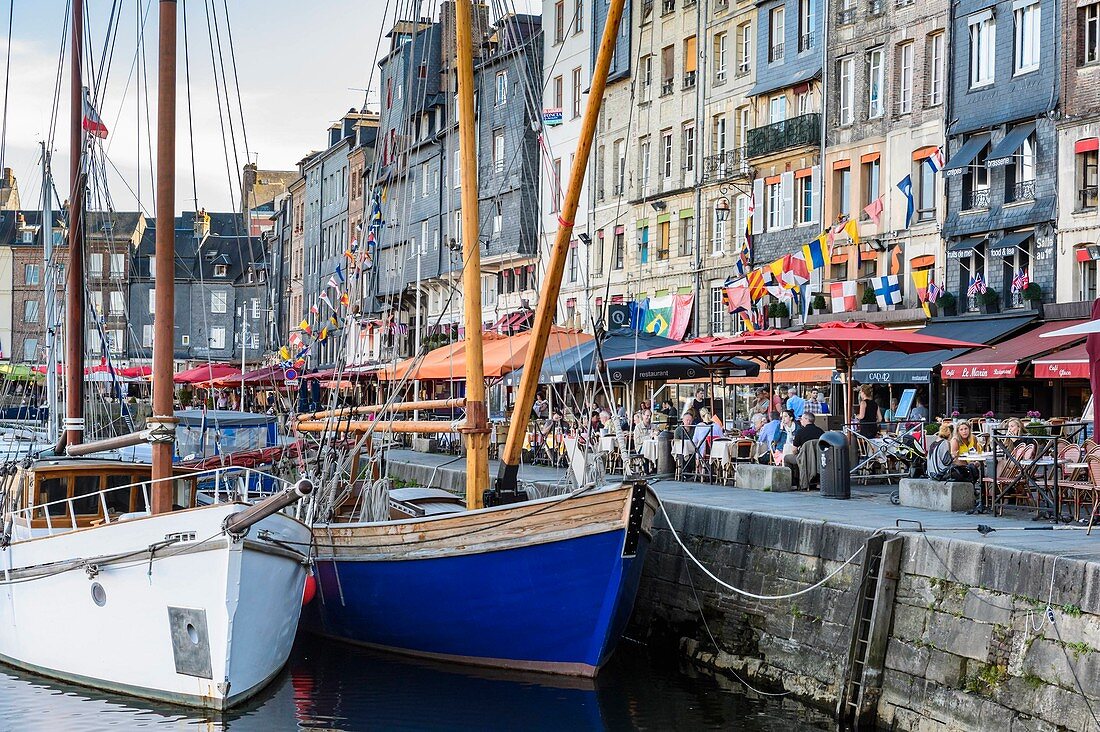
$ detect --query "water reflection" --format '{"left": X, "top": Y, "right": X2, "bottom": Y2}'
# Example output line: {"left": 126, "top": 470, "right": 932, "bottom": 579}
{"left": 0, "top": 636, "right": 832, "bottom": 730}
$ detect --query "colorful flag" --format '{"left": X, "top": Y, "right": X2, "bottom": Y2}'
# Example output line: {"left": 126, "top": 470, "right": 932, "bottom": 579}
{"left": 967, "top": 272, "right": 987, "bottom": 297}
{"left": 830, "top": 281, "right": 857, "bottom": 312}
{"left": 327, "top": 276, "right": 340, "bottom": 290}
{"left": 309, "top": 304, "right": 319, "bottom": 315}
{"left": 643, "top": 295, "right": 674, "bottom": 337}
{"left": 1011, "top": 268, "right": 1030, "bottom": 293}
{"left": 897, "top": 175, "right": 914, "bottom": 229}
{"left": 763, "top": 270, "right": 787, "bottom": 300}
{"left": 336, "top": 264, "right": 346, "bottom": 283}
{"left": 318, "top": 326, "right": 329, "bottom": 342}
{"left": 82, "top": 88, "right": 108, "bottom": 138}
{"left": 767, "top": 255, "right": 790, "bottom": 285}
{"left": 927, "top": 280, "right": 942, "bottom": 304}
{"left": 669, "top": 294, "right": 694, "bottom": 341}
{"left": 726, "top": 281, "right": 752, "bottom": 314}
{"left": 926, "top": 147, "right": 946, "bottom": 173}
{"left": 299, "top": 319, "right": 312, "bottom": 335}
{"left": 785, "top": 253, "right": 811, "bottom": 289}
{"left": 802, "top": 234, "right": 831, "bottom": 270}
{"left": 278, "top": 346, "right": 291, "bottom": 361}
{"left": 863, "top": 196, "right": 885, "bottom": 226}
{"left": 912, "top": 269, "right": 932, "bottom": 317}
{"left": 873, "top": 274, "right": 903, "bottom": 308}
{"left": 288, "top": 332, "right": 302, "bottom": 347}
{"left": 746, "top": 269, "right": 767, "bottom": 301}
{"left": 339, "top": 291, "right": 351, "bottom": 307}
{"left": 843, "top": 217, "right": 860, "bottom": 246}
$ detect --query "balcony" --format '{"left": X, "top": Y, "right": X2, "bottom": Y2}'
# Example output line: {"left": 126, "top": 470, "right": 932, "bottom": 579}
{"left": 965, "top": 187, "right": 991, "bottom": 211}
{"left": 1079, "top": 185, "right": 1098, "bottom": 211}
{"left": 661, "top": 0, "right": 675, "bottom": 14}
{"left": 798, "top": 33, "right": 815, "bottom": 52}
{"left": 869, "top": 0, "right": 884, "bottom": 14}
{"left": 702, "top": 148, "right": 749, "bottom": 182}
{"left": 660, "top": 79, "right": 674, "bottom": 97}
{"left": 735, "top": 61, "right": 750, "bottom": 78}
{"left": 837, "top": 8, "right": 856, "bottom": 24}
{"left": 682, "top": 71, "right": 697, "bottom": 89}
{"left": 1008, "top": 179, "right": 1036, "bottom": 203}
{"left": 768, "top": 43, "right": 784, "bottom": 63}
{"left": 745, "top": 113, "right": 820, "bottom": 159}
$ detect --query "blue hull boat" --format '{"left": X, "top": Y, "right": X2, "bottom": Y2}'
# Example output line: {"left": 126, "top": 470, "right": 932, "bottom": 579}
{"left": 306, "top": 482, "right": 655, "bottom": 676}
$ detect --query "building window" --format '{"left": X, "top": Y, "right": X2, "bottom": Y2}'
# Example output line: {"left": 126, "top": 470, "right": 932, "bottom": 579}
{"left": 148, "top": 288, "right": 155, "bottom": 314}
{"left": 23, "top": 299, "right": 38, "bottom": 323}
{"left": 867, "top": 48, "right": 884, "bottom": 119}
{"left": 1014, "top": 1, "right": 1040, "bottom": 74}
{"left": 927, "top": 32, "right": 944, "bottom": 106}
{"left": 571, "top": 67, "right": 582, "bottom": 118}
{"left": 552, "top": 75, "right": 563, "bottom": 110}
{"left": 492, "top": 201, "right": 503, "bottom": 236}
{"left": 1078, "top": 248, "right": 1099, "bottom": 300}
{"left": 769, "top": 94, "right": 787, "bottom": 124}
{"left": 769, "top": 7, "right": 785, "bottom": 63}
{"left": 551, "top": 157, "right": 562, "bottom": 212}
{"left": 1082, "top": 3, "right": 1100, "bottom": 65}
{"left": 493, "top": 131, "right": 505, "bottom": 174}
{"left": 965, "top": 141, "right": 991, "bottom": 209}
{"left": 962, "top": 250, "right": 987, "bottom": 311}
{"left": 834, "top": 166, "right": 851, "bottom": 219}
{"left": 916, "top": 158, "right": 936, "bottom": 222}
{"left": 738, "top": 25, "right": 751, "bottom": 76}
{"left": 148, "top": 256, "right": 156, "bottom": 277}
{"left": 734, "top": 194, "right": 748, "bottom": 249}
{"left": 1005, "top": 132, "right": 1037, "bottom": 202}
{"left": 213, "top": 264, "right": 228, "bottom": 277}
{"left": 682, "top": 124, "right": 695, "bottom": 174}
{"left": 211, "top": 290, "right": 228, "bottom": 314}
{"left": 712, "top": 114, "right": 727, "bottom": 154}
{"left": 1078, "top": 146, "right": 1098, "bottom": 210}
{"left": 969, "top": 12, "right": 996, "bottom": 88}
{"left": 639, "top": 226, "right": 649, "bottom": 264}
{"left": 210, "top": 326, "right": 226, "bottom": 350}
{"left": 678, "top": 216, "right": 694, "bottom": 257}
{"left": 862, "top": 157, "right": 880, "bottom": 208}
{"left": 797, "top": 89, "right": 811, "bottom": 115}
{"left": 796, "top": 173, "right": 814, "bottom": 224}
{"left": 712, "top": 203, "right": 727, "bottom": 254}
{"left": 22, "top": 338, "right": 37, "bottom": 362}
{"left": 89, "top": 252, "right": 103, "bottom": 276}
{"left": 766, "top": 182, "right": 782, "bottom": 231}
{"left": 613, "top": 230, "right": 624, "bottom": 269}
{"left": 568, "top": 242, "right": 579, "bottom": 282}
{"left": 640, "top": 55, "right": 653, "bottom": 101}
{"left": 684, "top": 35, "right": 698, "bottom": 89}
{"left": 714, "top": 33, "right": 728, "bottom": 84}
{"left": 639, "top": 138, "right": 651, "bottom": 189}
{"left": 554, "top": 0, "right": 564, "bottom": 42}
{"left": 657, "top": 220, "right": 670, "bottom": 260}
{"left": 573, "top": 0, "right": 583, "bottom": 33}
{"left": 142, "top": 324, "right": 153, "bottom": 348}
{"left": 999, "top": 237, "right": 1031, "bottom": 308}
{"left": 838, "top": 57, "right": 854, "bottom": 125}
{"left": 661, "top": 130, "right": 673, "bottom": 178}
{"left": 898, "top": 42, "right": 913, "bottom": 114}
{"left": 711, "top": 286, "right": 729, "bottom": 335}
{"left": 109, "top": 291, "right": 124, "bottom": 315}
{"left": 798, "top": 0, "right": 815, "bottom": 51}
{"left": 615, "top": 139, "right": 626, "bottom": 194}
{"left": 661, "top": 45, "right": 675, "bottom": 94}
{"left": 24, "top": 264, "right": 39, "bottom": 285}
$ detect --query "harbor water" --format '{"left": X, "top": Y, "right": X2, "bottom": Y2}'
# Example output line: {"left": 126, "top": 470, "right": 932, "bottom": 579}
{"left": 0, "top": 635, "right": 833, "bottom": 730}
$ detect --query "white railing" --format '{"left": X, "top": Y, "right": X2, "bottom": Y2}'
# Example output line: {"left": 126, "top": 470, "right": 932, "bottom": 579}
{"left": 15, "top": 466, "right": 289, "bottom": 537}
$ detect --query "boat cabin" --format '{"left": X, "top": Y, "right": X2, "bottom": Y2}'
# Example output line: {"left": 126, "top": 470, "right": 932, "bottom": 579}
{"left": 10, "top": 459, "right": 199, "bottom": 532}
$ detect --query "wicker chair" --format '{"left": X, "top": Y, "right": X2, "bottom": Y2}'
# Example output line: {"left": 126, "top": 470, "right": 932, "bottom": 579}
{"left": 987, "top": 443, "right": 1036, "bottom": 513}
{"left": 1070, "top": 454, "right": 1100, "bottom": 523}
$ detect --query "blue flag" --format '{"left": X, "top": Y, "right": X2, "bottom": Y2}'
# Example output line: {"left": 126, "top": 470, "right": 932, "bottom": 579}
{"left": 897, "top": 174, "right": 914, "bottom": 229}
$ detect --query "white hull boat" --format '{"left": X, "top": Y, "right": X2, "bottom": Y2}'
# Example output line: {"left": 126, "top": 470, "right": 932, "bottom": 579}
{"left": 0, "top": 460, "right": 311, "bottom": 709}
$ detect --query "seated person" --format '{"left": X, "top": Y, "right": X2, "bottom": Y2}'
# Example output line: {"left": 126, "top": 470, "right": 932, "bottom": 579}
{"left": 674, "top": 413, "right": 694, "bottom": 441}
{"left": 783, "top": 412, "right": 825, "bottom": 487}
{"left": 927, "top": 423, "right": 980, "bottom": 483}
{"left": 756, "top": 411, "right": 783, "bottom": 463}
{"left": 691, "top": 407, "right": 725, "bottom": 456}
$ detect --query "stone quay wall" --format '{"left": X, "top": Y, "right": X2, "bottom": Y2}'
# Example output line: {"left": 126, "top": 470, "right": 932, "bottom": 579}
{"left": 629, "top": 500, "right": 1100, "bottom": 731}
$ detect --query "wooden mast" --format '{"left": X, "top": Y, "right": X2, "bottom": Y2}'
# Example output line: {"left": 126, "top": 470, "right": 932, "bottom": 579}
{"left": 494, "top": 0, "right": 628, "bottom": 496}
{"left": 150, "top": 0, "right": 178, "bottom": 512}
{"left": 64, "top": 0, "right": 85, "bottom": 449}
{"left": 455, "top": 0, "right": 489, "bottom": 509}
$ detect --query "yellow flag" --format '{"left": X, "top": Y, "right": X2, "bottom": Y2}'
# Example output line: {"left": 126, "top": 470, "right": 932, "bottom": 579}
{"left": 844, "top": 218, "right": 860, "bottom": 247}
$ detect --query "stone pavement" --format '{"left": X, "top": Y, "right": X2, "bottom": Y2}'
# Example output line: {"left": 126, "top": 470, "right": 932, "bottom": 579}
{"left": 383, "top": 448, "right": 1100, "bottom": 560}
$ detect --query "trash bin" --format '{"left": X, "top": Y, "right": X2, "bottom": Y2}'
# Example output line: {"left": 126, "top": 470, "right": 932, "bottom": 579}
{"left": 656, "top": 430, "right": 674, "bottom": 475}
{"left": 819, "top": 431, "right": 850, "bottom": 499}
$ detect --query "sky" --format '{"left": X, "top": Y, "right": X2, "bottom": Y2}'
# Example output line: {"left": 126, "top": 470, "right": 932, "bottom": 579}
{"left": 2, "top": 1, "right": 538, "bottom": 217}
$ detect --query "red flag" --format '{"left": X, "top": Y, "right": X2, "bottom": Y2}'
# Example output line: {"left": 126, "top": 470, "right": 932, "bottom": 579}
{"left": 82, "top": 88, "right": 108, "bottom": 139}
{"left": 863, "top": 196, "right": 884, "bottom": 225}
{"left": 746, "top": 269, "right": 767, "bottom": 301}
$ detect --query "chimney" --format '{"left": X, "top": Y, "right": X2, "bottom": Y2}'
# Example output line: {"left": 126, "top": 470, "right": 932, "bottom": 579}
{"left": 1, "top": 168, "right": 13, "bottom": 189}
{"left": 194, "top": 208, "right": 210, "bottom": 241}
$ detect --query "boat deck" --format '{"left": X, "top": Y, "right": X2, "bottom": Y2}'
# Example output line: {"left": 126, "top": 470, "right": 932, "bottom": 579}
{"left": 383, "top": 448, "right": 1100, "bottom": 560}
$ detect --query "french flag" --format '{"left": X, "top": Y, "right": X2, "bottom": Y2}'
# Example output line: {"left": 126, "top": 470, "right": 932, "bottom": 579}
{"left": 926, "top": 147, "right": 945, "bottom": 173}
{"left": 82, "top": 88, "right": 108, "bottom": 139}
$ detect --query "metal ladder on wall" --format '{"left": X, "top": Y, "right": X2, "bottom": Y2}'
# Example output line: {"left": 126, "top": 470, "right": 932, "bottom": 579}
{"left": 837, "top": 534, "right": 903, "bottom": 729}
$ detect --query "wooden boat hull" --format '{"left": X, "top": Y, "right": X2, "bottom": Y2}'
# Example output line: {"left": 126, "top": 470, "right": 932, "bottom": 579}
{"left": 307, "top": 482, "right": 655, "bottom": 676}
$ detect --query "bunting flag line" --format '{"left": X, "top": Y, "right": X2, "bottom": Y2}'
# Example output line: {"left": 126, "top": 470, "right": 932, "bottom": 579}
{"left": 863, "top": 196, "right": 884, "bottom": 226}
{"left": 802, "top": 234, "right": 830, "bottom": 270}
{"left": 873, "top": 274, "right": 903, "bottom": 308}
{"left": 767, "top": 255, "right": 790, "bottom": 286}
{"left": 327, "top": 276, "right": 340, "bottom": 290}
{"left": 763, "top": 270, "right": 787, "bottom": 300}
{"left": 299, "top": 319, "right": 312, "bottom": 335}
{"left": 843, "top": 217, "right": 860, "bottom": 247}
{"left": 339, "top": 291, "right": 351, "bottom": 307}
{"left": 726, "top": 281, "right": 752, "bottom": 314}
{"left": 830, "top": 281, "right": 857, "bottom": 313}
{"left": 319, "top": 292, "right": 332, "bottom": 308}
{"left": 785, "top": 253, "right": 811, "bottom": 289}
{"left": 897, "top": 174, "right": 914, "bottom": 229}
{"left": 746, "top": 269, "right": 767, "bottom": 301}
{"left": 336, "top": 264, "right": 346, "bottom": 283}
{"left": 309, "top": 304, "right": 319, "bottom": 315}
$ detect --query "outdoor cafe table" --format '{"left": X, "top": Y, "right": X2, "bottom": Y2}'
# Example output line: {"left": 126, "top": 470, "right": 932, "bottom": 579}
{"left": 959, "top": 453, "right": 991, "bottom": 512}
{"left": 989, "top": 423, "right": 1089, "bottom": 520}
{"left": 641, "top": 438, "right": 660, "bottom": 463}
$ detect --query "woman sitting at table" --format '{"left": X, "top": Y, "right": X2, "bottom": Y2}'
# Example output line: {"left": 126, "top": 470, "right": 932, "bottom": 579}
{"left": 1001, "top": 417, "right": 1028, "bottom": 451}
{"left": 927, "top": 423, "right": 980, "bottom": 483}
{"left": 953, "top": 421, "right": 979, "bottom": 458}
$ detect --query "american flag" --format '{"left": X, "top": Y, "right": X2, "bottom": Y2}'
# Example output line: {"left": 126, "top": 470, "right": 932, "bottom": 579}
{"left": 1011, "top": 268, "right": 1030, "bottom": 293}
{"left": 927, "top": 280, "right": 942, "bottom": 304}
{"left": 967, "top": 272, "right": 987, "bottom": 297}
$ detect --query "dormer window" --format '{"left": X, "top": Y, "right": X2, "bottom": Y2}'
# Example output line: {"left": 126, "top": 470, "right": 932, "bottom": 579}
{"left": 246, "top": 267, "right": 255, "bottom": 284}
{"left": 214, "top": 264, "right": 228, "bottom": 277}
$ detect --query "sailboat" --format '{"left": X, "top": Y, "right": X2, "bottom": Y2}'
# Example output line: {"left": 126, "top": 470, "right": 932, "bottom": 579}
{"left": 0, "top": 1, "right": 311, "bottom": 709}
{"left": 300, "top": 0, "right": 655, "bottom": 676}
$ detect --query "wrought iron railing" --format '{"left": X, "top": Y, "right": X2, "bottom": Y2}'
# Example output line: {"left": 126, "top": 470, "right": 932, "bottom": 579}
{"left": 769, "top": 43, "right": 785, "bottom": 62}
{"left": 1080, "top": 185, "right": 1098, "bottom": 210}
{"left": 660, "top": 80, "right": 674, "bottom": 97}
{"left": 745, "top": 113, "right": 821, "bottom": 158}
{"left": 837, "top": 8, "right": 856, "bottom": 24}
{"left": 702, "top": 148, "right": 749, "bottom": 181}
{"left": 682, "top": 71, "right": 697, "bottom": 89}
{"left": 966, "top": 187, "right": 991, "bottom": 210}
{"left": 1010, "top": 179, "right": 1036, "bottom": 203}
{"left": 799, "top": 32, "right": 815, "bottom": 51}
{"left": 869, "top": 0, "right": 884, "bottom": 15}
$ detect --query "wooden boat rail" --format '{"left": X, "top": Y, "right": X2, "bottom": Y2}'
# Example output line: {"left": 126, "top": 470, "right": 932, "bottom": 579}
{"left": 296, "top": 399, "right": 466, "bottom": 422}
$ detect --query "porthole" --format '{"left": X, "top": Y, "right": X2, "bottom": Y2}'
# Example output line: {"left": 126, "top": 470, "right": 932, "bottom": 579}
{"left": 90, "top": 582, "right": 106, "bottom": 607}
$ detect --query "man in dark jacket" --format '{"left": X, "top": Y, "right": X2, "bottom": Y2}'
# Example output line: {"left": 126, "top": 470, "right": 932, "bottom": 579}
{"left": 785, "top": 413, "right": 825, "bottom": 486}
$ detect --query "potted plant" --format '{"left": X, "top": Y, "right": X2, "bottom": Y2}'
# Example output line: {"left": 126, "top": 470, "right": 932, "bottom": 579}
{"left": 977, "top": 288, "right": 1000, "bottom": 315}
{"left": 1022, "top": 282, "right": 1042, "bottom": 306}
{"left": 1025, "top": 410, "right": 1047, "bottom": 436}
{"left": 813, "top": 293, "right": 828, "bottom": 314}
{"left": 861, "top": 285, "right": 878, "bottom": 312}
{"left": 769, "top": 300, "right": 790, "bottom": 328}
{"left": 937, "top": 291, "right": 957, "bottom": 317}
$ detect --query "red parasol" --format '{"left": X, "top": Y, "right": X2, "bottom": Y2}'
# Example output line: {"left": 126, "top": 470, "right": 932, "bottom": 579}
{"left": 172, "top": 363, "right": 242, "bottom": 385}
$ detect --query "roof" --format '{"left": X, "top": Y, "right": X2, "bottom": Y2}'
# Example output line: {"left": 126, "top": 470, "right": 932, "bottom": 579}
{"left": 940, "top": 320, "right": 1088, "bottom": 379}
{"left": 852, "top": 315, "right": 1036, "bottom": 384}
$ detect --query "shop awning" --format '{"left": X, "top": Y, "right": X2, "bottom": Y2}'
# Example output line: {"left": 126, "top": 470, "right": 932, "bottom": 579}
{"left": 1033, "top": 342, "right": 1091, "bottom": 380}
{"left": 941, "top": 320, "right": 1088, "bottom": 379}
{"left": 730, "top": 352, "right": 838, "bottom": 384}
{"left": 604, "top": 354, "right": 758, "bottom": 383}
{"left": 988, "top": 229, "right": 1033, "bottom": 258}
{"left": 986, "top": 122, "right": 1035, "bottom": 167}
{"left": 941, "top": 133, "right": 990, "bottom": 178}
{"left": 173, "top": 363, "right": 242, "bottom": 385}
{"left": 852, "top": 315, "right": 1035, "bottom": 384}
{"left": 503, "top": 329, "right": 678, "bottom": 386}
{"left": 947, "top": 236, "right": 986, "bottom": 259}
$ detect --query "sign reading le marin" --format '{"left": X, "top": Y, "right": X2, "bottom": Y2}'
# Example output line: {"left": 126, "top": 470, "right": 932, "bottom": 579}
{"left": 940, "top": 364, "right": 1016, "bottom": 379}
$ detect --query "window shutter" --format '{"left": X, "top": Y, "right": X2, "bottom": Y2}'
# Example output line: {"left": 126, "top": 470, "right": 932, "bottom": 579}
{"left": 780, "top": 171, "right": 795, "bottom": 229}
{"left": 809, "top": 165, "right": 821, "bottom": 225}
{"left": 752, "top": 178, "right": 764, "bottom": 234}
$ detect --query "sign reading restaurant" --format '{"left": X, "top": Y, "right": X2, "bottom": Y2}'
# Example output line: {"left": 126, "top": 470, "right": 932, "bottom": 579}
{"left": 939, "top": 364, "right": 1017, "bottom": 379}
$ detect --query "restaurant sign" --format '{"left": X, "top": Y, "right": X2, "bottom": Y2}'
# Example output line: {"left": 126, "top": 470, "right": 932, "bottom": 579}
{"left": 850, "top": 369, "right": 931, "bottom": 384}
{"left": 543, "top": 108, "right": 563, "bottom": 126}
{"left": 940, "top": 364, "right": 1017, "bottom": 379}
{"left": 1034, "top": 361, "right": 1089, "bottom": 379}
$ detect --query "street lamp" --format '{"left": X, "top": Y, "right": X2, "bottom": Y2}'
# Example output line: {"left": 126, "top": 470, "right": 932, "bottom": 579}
{"left": 715, "top": 196, "right": 731, "bottom": 222}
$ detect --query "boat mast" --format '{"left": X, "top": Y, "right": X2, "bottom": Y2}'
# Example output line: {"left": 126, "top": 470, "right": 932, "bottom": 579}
{"left": 64, "top": 0, "right": 85, "bottom": 449}
{"left": 493, "top": 0, "right": 627, "bottom": 497}
{"left": 455, "top": 0, "right": 489, "bottom": 509}
{"left": 150, "top": 0, "right": 178, "bottom": 512}
{"left": 42, "top": 143, "right": 58, "bottom": 444}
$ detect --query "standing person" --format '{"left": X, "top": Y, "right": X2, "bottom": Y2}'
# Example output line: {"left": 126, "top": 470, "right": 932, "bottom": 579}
{"left": 690, "top": 389, "right": 706, "bottom": 417}
{"left": 855, "top": 384, "right": 882, "bottom": 438}
{"left": 803, "top": 388, "right": 823, "bottom": 416}
{"left": 786, "top": 387, "right": 806, "bottom": 418}
{"left": 772, "top": 386, "right": 789, "bottom": 415}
